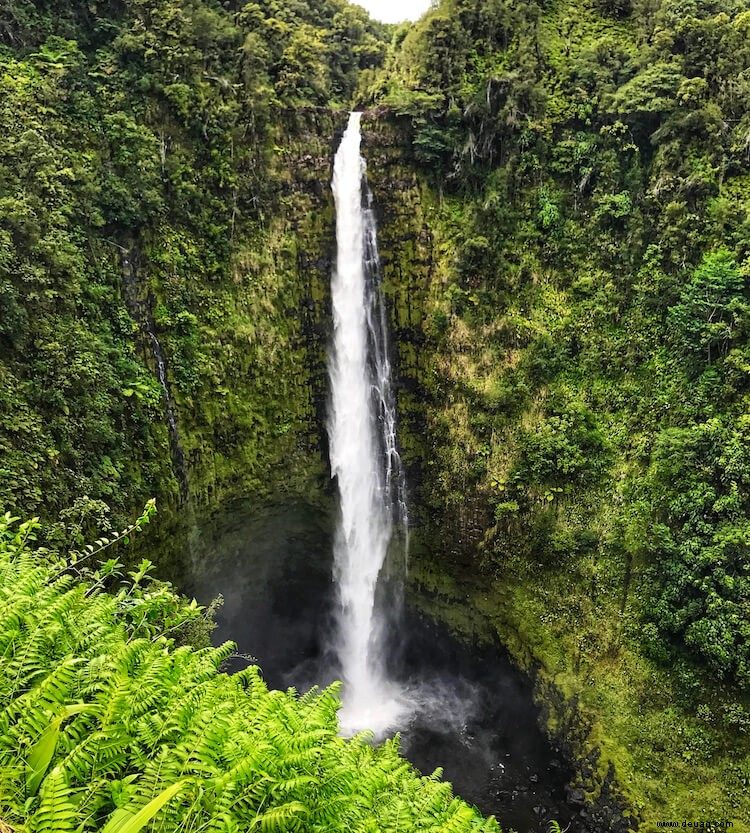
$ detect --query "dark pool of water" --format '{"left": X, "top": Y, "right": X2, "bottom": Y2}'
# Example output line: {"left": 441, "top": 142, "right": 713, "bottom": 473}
{"left": 172, "top": 499, "right": 577, "bottom": 832}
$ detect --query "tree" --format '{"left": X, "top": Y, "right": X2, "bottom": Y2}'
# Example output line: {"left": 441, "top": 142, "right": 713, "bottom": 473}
{"left": 668, "top": 249, "right": 748, "bottom": 366}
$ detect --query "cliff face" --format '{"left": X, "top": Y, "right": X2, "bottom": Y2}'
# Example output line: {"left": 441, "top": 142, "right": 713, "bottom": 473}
{"left": 0, "top": 0, "right": 384, "bottom": 535}
{"left": 142, "top": 109, "right": 346, "bottom": 511}
{"left": 362, "top": 113, "right": 517, "bottom": 563}
{"left": 0, "top": 96, "right": 347, "bottom": 532}
{"left": 360, "top": 111, "right": 750, "bottom": 829}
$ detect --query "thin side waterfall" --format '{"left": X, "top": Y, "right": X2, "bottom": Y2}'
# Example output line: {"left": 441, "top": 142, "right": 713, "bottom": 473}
{"left": 363, "top": 188, "right": 409, "bottom": 547}
{"left": 328, "top": 112, "right": 409, "bottom": 736}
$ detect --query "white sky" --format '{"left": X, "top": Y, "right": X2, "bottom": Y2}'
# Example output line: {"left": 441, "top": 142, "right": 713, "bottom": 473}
{"left": 354, "top": 0, "right": 433, "bottom": 24}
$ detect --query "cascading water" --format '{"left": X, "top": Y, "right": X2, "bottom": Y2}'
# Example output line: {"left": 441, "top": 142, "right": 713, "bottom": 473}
{"left": 174, "top": 113, "right": 576, "bottom": 825}
{"left": 328, "top": 112, "right": 409, "bottom": 736}
{"left": 363, "top": 188, "right": 409, "bottom": 547}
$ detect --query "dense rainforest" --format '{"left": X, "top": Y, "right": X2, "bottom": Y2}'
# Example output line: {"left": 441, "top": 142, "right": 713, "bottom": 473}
{"left": 1, "top": 0, "right": 749, "bottom": 829}
{"left": 356, "top": 0, "right": 750, "bottom": 822}
{"left": 0, "top": 0, "right": 390, "bottom": 525}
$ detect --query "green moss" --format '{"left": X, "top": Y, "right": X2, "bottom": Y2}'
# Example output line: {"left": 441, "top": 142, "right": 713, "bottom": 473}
{"left": 361, "top": 106, "right": 750, "bottom": 829}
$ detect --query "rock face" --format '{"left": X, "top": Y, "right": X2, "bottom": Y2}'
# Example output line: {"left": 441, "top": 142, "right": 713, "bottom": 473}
{"left": 0, "top": 93, "right": 347, "bottom": 531}
{"left": 361, "top": 113, "right": 494, "bottom": 560}
{"left": 359, "top": 111, "right": 638, "bottom": 830}
{"left": 162, "top": 109, "right": 346, "bottom": 510}
{"left": 138, "top": 109, "right": 355, "bottom": 555}
{"left": 360, "top": 115, "right": 433, "bottom": 490}
{"left": 144, "top": 109, "right": 352, "bottom": 520}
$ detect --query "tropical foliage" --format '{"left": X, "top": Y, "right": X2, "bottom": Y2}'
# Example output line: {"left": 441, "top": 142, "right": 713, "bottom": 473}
{"left": 366, "top": 0, "right": 750, "bottom": 690}
{"left": 0, "top": 511, "right": 497, "bottom": 833}
{"left": 3, "top": 0, "right": 750, "bottom": 825}
{"left": 0, "top": 0, "right": 390, "bottom": 523}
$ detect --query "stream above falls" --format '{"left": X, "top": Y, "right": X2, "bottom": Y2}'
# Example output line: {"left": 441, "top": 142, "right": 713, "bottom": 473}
{"left": 170, "top": 498, "right": 581, "bottom": 833}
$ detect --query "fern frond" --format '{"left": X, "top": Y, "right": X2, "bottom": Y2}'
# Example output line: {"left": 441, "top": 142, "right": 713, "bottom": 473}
{"left": 29, "top": 767, "right": 77, "bottom": 833}
{"left": 250, "top": 800, "right": 307, "bottom": 832}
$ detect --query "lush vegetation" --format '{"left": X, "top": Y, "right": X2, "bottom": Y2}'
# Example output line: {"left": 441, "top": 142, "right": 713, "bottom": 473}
{"left": 0, "top": 511, "right": 497, "bottom": 833}
{"left": 3, "top": 0, "right": 750, "bottom": 826}
{"left": 357, "top": 0, "right": 750, "bottom": 823}
{"left": 366, "top": 0, "right": 750, "bottom": 689}
{"left": 0, "top": 0, "right": 389, "bottom": 526}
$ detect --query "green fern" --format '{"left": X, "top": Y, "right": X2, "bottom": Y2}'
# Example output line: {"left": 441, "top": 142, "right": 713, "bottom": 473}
{"left": 0, "top": 514, "right": 501, "bottom": 833}
{"left": 29, "top": 767, "right": 78, "bottom": 833}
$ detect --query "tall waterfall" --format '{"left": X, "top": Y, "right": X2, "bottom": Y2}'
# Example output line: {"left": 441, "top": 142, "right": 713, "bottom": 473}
{"left": 328, "top": 112, "right": 409, "bottom": 736}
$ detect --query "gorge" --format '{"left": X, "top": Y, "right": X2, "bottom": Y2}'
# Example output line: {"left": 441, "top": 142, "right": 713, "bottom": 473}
{"left": 166, "top": 113, "right": 582, "bottom": 829}
{"left": 1, "top": 0, "right": 750, "bottom": 831}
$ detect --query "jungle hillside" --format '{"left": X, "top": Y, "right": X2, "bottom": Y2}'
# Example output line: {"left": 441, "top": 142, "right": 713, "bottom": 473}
{"left": 1, "top": 0, "right": 749, "bottom": 830}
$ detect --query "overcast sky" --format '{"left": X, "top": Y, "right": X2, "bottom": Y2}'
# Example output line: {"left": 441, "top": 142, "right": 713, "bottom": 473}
{"left": 354, "top": 0, "right": 433, "bottom": 24}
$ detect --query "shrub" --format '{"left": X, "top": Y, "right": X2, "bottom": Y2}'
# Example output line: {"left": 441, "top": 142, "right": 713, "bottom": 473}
{"left": 0, "top": 510, "right": 499, "bottom": 833}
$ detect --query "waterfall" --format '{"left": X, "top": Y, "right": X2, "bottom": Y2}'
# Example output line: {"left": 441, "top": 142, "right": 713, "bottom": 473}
{"left": 328, "top": 112, "right": 409, "bottom": 736}
{"left": 363, "top": 187, "right": 410, "bottom": 546}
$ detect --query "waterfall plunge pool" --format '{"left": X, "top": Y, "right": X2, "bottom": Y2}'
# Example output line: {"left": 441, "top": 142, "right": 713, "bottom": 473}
{"left": 172, "top": 498, "right": 578, "bottom": 833}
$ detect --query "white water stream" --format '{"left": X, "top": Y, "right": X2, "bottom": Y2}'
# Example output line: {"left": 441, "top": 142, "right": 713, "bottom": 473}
{"left": 328, "top": 112, "right": 409, "bottom": 736}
